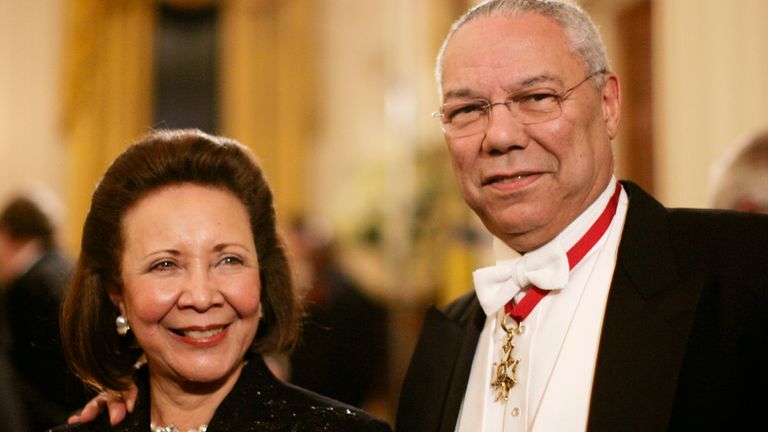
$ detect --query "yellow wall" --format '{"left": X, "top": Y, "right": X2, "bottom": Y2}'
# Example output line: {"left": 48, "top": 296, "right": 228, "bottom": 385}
{"left": 0, "top": 0, "right": 65, "bottom": 209}
{"left": 591, "top": 0, "right": 768, "bottom": 208}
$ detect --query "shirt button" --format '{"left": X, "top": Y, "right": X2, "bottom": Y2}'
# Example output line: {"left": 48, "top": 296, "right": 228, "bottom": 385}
{"left": 511, "top": 407, "right": 520, "bottom": 417}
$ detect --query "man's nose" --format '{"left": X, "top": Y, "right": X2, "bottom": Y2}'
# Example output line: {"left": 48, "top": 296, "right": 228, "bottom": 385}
{"left": 481, "top": 103, "right": 529, "bottom": 155}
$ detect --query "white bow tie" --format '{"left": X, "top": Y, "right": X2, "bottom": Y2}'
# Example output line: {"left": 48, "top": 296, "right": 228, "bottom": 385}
{"left": 473, "top": 242, "right": 569, "bottom": 316}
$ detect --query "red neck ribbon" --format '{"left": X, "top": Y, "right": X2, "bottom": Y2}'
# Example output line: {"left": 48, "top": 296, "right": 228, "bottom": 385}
{"left": 504, "top": 182, "right": 622, "bottom": 322}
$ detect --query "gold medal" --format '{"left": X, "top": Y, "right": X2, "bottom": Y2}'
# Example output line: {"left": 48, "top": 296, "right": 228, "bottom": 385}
{"left": 491, "top": 313, "right": 522, "bottom": 401}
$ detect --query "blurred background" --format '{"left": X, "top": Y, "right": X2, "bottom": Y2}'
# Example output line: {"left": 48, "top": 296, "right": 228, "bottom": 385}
{"left": 2, "top": 0, "right": 768, "bottom": 425}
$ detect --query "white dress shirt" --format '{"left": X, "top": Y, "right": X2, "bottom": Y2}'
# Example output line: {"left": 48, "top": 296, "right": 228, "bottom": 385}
{"left": 456, "top": 178, "right": 629, "bottom": 432}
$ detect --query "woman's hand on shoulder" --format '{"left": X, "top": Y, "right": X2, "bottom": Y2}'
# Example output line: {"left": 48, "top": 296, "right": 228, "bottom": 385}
{"left": 68, "top": 384, "right": 138, "bottom": 426}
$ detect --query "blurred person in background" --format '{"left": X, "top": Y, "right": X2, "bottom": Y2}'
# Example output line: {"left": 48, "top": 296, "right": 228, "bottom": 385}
{"left": 710, "top": 128, "right": 768, "bottom": 213}
{"left": 0, "top": 191, "right": 87, "bottom": 430}
{"left": 0, "top": 191, "right": 86, "bottom": 430}
{"left": 286, "top": 216, "right": 390, "bottom": 415}
{"left": 0, "top": 347, "right": 28, "bottom": 431}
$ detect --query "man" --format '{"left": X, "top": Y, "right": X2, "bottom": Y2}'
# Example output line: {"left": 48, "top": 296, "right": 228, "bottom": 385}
{"left": 396, "top": 1, "right": 768, "bottom": 431}
{"left": 0, "top": 193, "right": 86, "bottom": 430}
{"left": 709, "top": 128, "right": 768, "bottom": 213}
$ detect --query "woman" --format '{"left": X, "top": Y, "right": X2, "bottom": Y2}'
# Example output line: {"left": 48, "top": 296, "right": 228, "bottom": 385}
{"left": 52, "top": 129, "right": 391, "bottom": 431}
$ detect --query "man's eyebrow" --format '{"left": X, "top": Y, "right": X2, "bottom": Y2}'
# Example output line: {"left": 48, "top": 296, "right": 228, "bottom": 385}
{"left": 443, "top": 74, "right": 565, "bottom": 100}
{"left": 514, "top": 73, "right": 565, "bottom": 89}
{"left": 443, "top": 88, "right": 479, "bottom": 100}
{"left": 518, "top": 73, "right": 562, "bottom": 88}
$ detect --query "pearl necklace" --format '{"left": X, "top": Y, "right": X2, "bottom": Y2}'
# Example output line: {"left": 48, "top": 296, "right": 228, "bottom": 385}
{"left": 150, "top": 422, "right": 208, "bottom": 432}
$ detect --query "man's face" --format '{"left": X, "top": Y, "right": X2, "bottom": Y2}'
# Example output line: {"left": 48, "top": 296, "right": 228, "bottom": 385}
{"left": 440, "top": 13, "right": 620, "bottom": 252}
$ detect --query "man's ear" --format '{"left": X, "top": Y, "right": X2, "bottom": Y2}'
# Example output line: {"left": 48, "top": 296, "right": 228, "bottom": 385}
{"left": 601, "top": 73, "right": 621, "bottom": 139}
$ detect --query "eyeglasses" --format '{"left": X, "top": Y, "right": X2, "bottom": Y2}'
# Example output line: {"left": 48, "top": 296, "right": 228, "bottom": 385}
{"left": 433, "top": 69, "right": 607, "bottom": 138}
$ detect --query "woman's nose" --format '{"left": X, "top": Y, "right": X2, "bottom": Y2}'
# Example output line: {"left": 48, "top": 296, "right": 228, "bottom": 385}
{"left": 178, "top": 266, "right": 223, "bottom": 311}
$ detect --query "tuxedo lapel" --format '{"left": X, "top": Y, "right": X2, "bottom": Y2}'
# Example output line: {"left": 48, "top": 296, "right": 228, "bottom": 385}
{"left": 396, "top": 294, "right": 485, "bottom": 432}
{"left": 587, "top": 182, "right": 704, "bottom": 431}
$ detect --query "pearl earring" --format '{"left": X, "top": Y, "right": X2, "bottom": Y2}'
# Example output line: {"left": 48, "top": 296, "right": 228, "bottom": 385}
{"left": 116, "top": 315, "right": 130, "bottom": 336}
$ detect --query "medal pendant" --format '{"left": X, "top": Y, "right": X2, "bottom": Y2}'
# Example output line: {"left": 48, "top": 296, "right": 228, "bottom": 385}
{"left": 492, "top": 314, "right": 522, "bottom": 401}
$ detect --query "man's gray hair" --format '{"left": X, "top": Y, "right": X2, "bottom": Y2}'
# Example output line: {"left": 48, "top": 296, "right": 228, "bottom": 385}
{"left": 435, "top": 0, "right": 611, "bottom": 96}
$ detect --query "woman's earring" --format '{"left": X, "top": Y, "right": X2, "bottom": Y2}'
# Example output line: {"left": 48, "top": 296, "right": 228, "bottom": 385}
{"left": 258, "top": 303, "right": 263, "bottom": 319}
{"left": 116, "top": 315, "right": 130, "bottom": 336}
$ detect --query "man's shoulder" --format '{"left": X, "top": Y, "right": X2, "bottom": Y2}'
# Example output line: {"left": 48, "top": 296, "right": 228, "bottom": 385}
{"left": 623, "top": 179, "right": 768, "bottom": 230}
{"left": 666, "top": 208, "right": 768, "bottom": 265}
{"left": 623, "top": 180, "right": 768, "bottom": 254}
{"left": 668, "top": 206, "right": 768, "bottom": 229}
{"left": 441, "top": 290, "right": 481, "bottom": 323}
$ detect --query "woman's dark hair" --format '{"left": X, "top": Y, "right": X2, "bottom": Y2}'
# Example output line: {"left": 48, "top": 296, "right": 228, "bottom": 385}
{"left": 61, "top": 129, "right": 299, "bottom": 391}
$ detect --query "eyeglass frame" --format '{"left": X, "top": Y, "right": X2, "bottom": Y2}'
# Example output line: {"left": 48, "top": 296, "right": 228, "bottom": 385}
{"left": 432, "top": 69, "right": 608, "bottom": 137}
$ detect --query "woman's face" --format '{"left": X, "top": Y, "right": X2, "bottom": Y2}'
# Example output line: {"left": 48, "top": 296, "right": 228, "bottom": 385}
{"left": 116, "top": 183, "right": 261, "bottom": 387}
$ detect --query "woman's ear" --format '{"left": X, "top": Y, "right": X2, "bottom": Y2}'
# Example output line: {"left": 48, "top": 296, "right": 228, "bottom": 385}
{"left": 108, "top": 291, "right": 125, "bottom": 314}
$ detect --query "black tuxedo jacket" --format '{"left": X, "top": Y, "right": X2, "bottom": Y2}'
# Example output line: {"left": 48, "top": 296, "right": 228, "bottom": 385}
{"left": 396, "top": 181, "right": 768, "bottom": 431}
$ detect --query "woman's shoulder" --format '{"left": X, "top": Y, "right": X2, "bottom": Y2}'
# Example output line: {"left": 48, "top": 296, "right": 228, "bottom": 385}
{"left": 280, "top": 381, "right": 392, "bottom": 431}
{"left": 215, "top": 357, "right": 392, "bottom": 431}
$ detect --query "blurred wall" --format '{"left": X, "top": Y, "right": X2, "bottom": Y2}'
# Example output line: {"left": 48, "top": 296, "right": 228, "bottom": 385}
{"left": 590, "top": 0, "right": 768, "bottom": 207}
{"left": 309, "top": 0, "right": 457, "bottom": 304}
{"left": 653, "top": 0, "right": 768, "bottom": 207}
{"left": 0, "top": 0, "right": 65, "bottom": 207}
